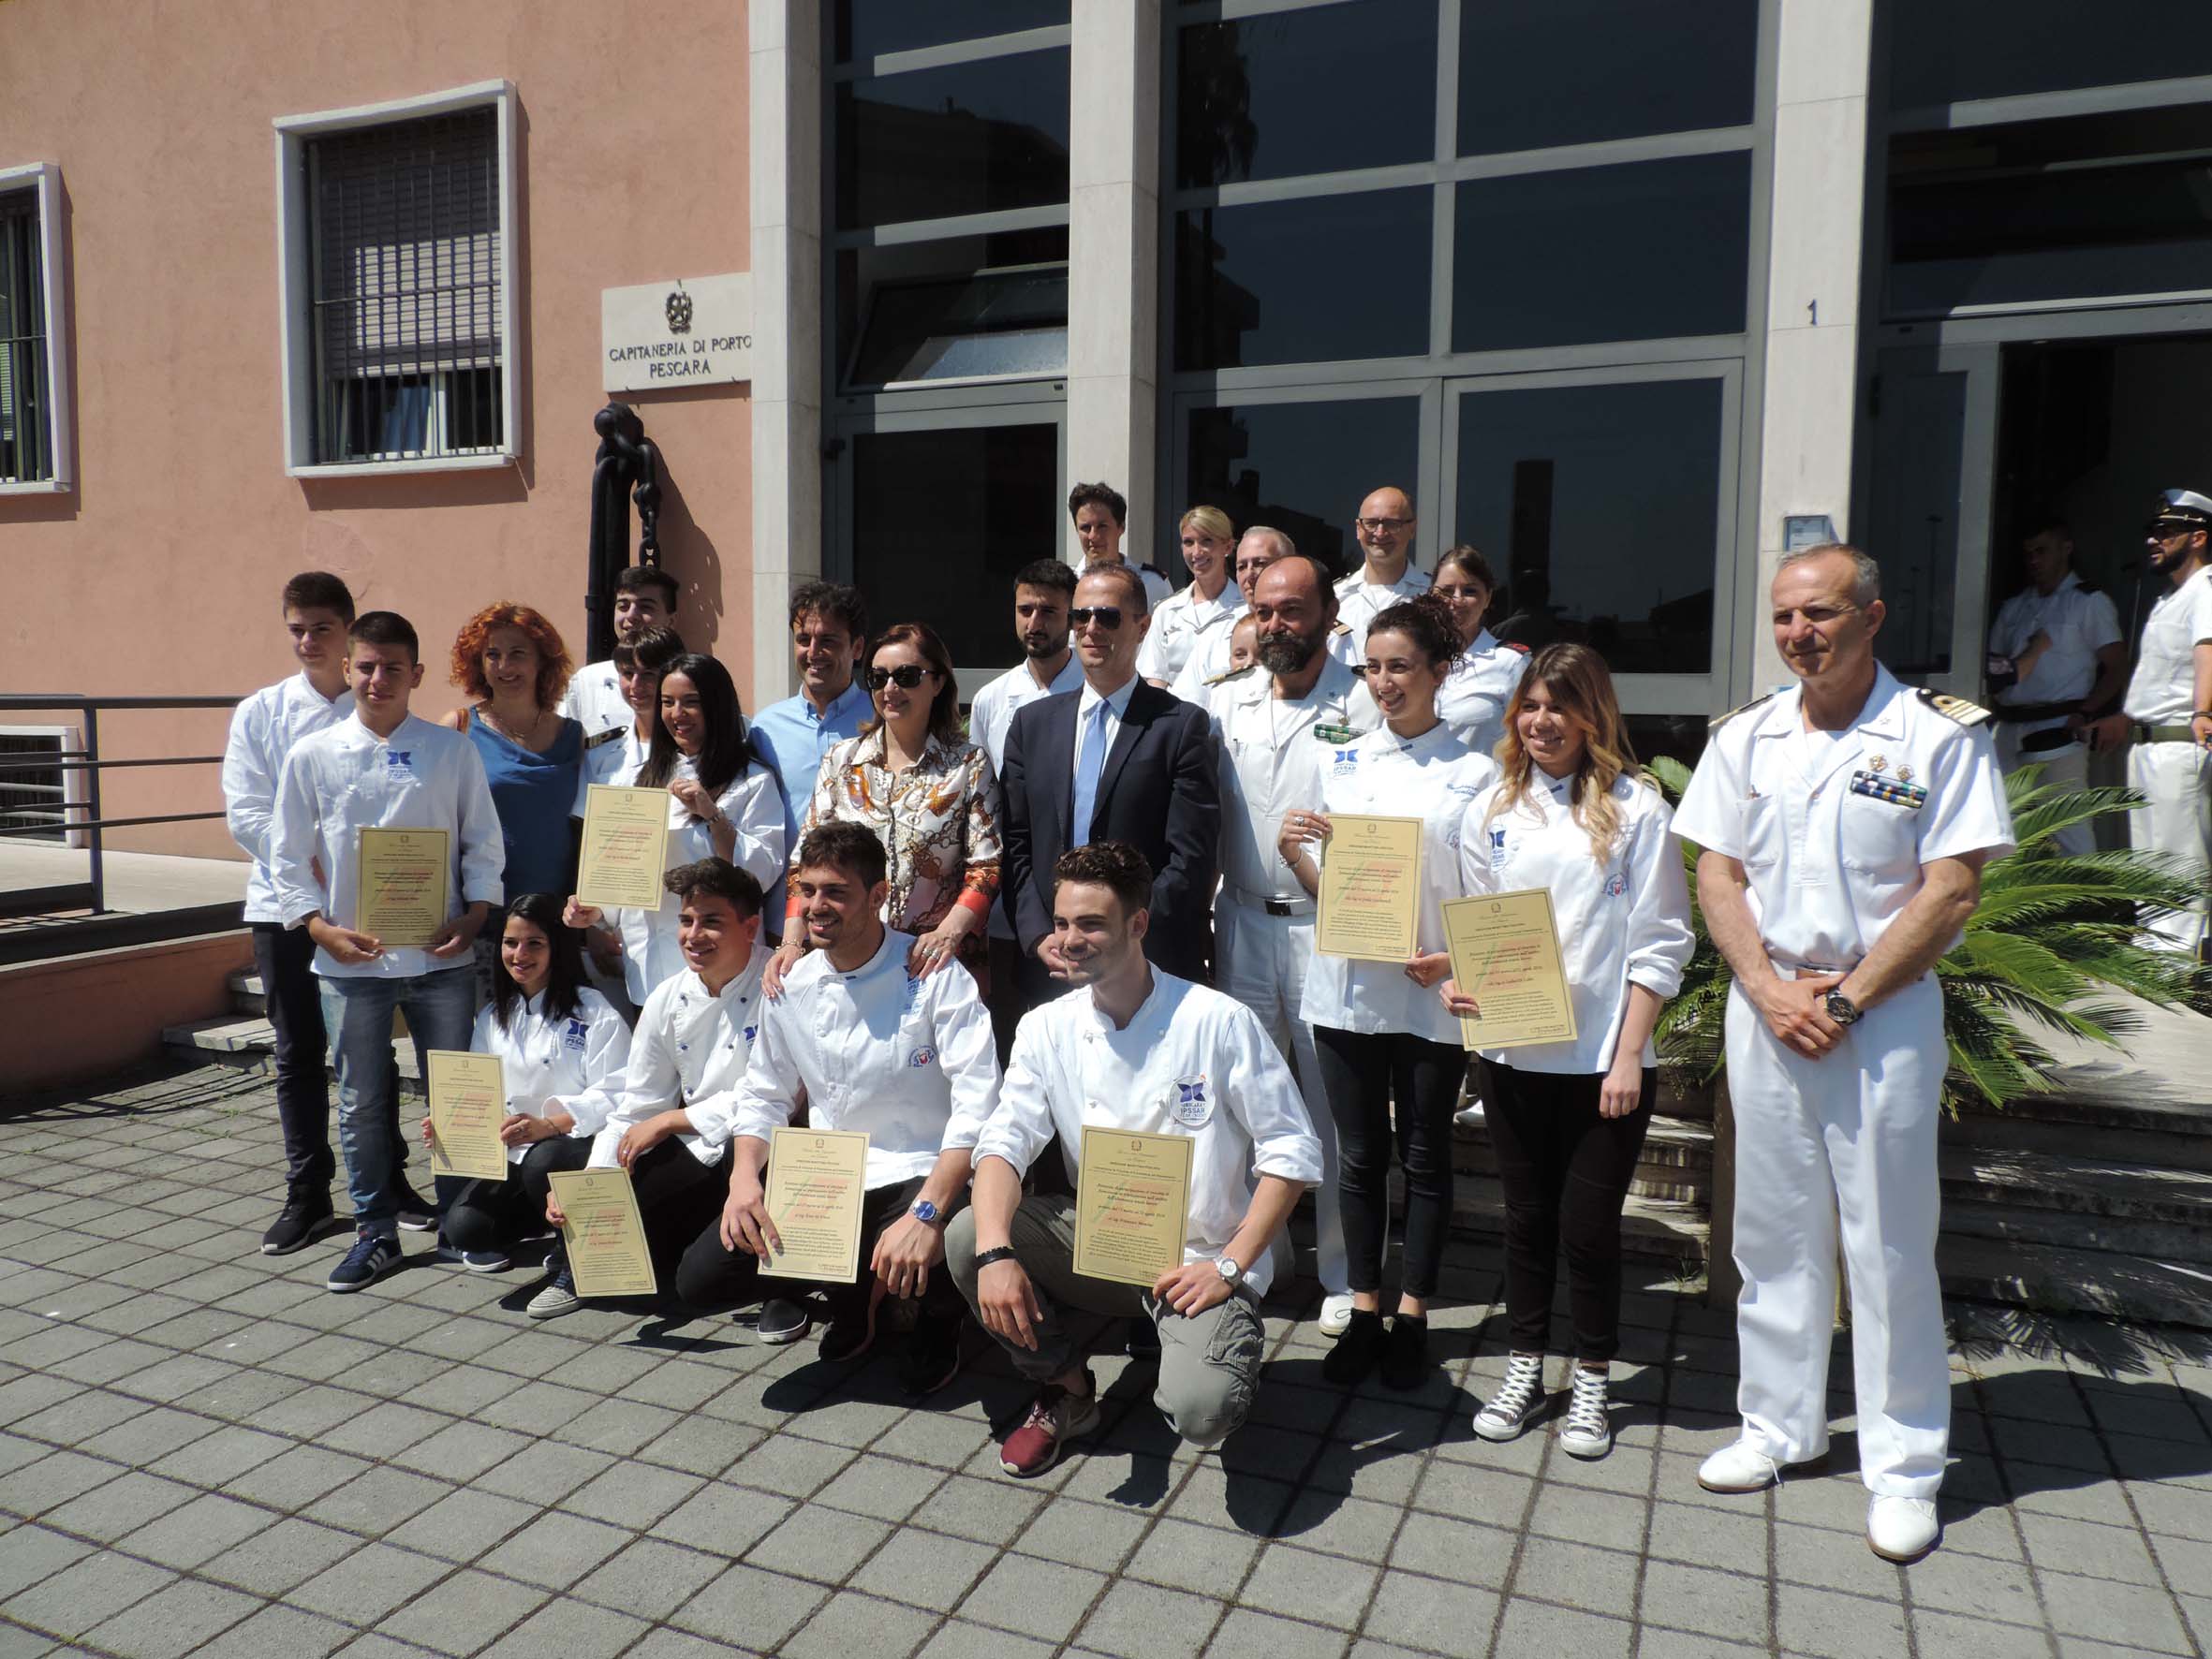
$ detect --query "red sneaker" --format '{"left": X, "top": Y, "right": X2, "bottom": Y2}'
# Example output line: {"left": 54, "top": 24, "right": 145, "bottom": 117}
{"left": 997, "top": 1373, "right": 1102, "bottom": 1477}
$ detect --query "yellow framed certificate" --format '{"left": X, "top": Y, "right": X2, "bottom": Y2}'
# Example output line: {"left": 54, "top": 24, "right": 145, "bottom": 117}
{"left": 547, "top": 1169, "right": 656, "bottom": 1299}
{"left": 575, "top": 785, "right": 671, "bottom": 912}
{"left": 1315, "top": 814, "right": 1423, "bottom": 962}
{"left": 760, "top": 1127, "right": 871, "bottom": 1284}
{"left": 425, "top": 1051, "right": 509, "bottom": 1181}
{"left": 1442, "top": 888, "right": 1578, "bottom": 1050}
{"left": 1072, "top": 1125, "right": 1195, "bottom": 1288}
{"left": 356, "top": 827, "right": 450, "bottom": 948}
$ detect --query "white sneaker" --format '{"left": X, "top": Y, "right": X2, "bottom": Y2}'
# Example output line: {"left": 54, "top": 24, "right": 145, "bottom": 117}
{"left": 1867, "top": 1495, "right": 1939, "bottom": 1562}
{"left": 1472, "top": 1352, "right": 1547, "bottom": 1442}
{"left": 1453, "top": 1102, "right": 1485, "bottom": 1130}
{"left": 1318, "top": 1294, "right": 1356, "bottom": 1337}
{"left": 1556, "top": 1366, "right": 1613, "bottom": 1460}
{"left": 1696, "top": 1438, "right": 1823, "bottom": 1493}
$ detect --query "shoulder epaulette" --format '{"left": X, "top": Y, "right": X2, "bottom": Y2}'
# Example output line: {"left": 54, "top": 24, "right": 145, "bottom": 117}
{"left": 1204, "top": 664, "right": 1258, "bottom": 687}
{"left": 1330, "top": 621, "right": 1351, "bottom": 637}
{"left": 1708, "top": 691, "right": 1776, "bottom": 730}
{"left": 584, "top": 726, "right": 625, "bottom": 749}
{"left": 1501, "top": 640, "right": 1530, "bottom": 655}
{"left": 1919, "top": 687, "right": 1993, "bottom": 727}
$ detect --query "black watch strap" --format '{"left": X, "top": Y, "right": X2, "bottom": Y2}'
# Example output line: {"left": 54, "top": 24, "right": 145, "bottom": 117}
{"left": 973, "top": 1246, "right": 1021, "bottom": 1270}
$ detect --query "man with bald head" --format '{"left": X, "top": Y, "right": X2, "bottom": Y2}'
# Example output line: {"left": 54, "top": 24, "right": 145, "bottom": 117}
{"left": 1205, "top": 550, "right": 1375, "bottom": 1333}
{"left": 1171, "top": 525, "right": 1297, "bottom": 702}
{"left": 1329, "top": 486, "right": 1429, "bottom": 668}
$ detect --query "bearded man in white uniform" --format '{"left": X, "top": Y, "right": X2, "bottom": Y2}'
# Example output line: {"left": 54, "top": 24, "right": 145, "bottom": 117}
{"left": 1674, "top": 544, "right": 2013, "bottom": 1564}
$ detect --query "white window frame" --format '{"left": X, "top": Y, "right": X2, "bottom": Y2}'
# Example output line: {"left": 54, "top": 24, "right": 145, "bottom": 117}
{"left": 0, "top": 162, "right": 72, "bottom": 496}
{"left": 273, "top": 80, "right": 519, "bottom": 478}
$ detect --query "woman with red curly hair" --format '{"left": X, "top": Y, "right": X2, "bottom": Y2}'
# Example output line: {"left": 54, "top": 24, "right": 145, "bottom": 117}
{"left": 442, "top": 603, "right": 583, "bottom": 902}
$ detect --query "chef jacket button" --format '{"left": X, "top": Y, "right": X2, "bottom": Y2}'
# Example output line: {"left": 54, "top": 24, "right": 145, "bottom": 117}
{"left": 678, "top": 1044, "right": 688, "bottom": 1051}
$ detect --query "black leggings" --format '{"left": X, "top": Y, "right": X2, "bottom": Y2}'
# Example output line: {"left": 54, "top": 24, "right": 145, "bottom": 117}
{"left": 1313, "top": 1025, "right": 1465, "bottom": 1301}
{"left": 435, "top": 1136, "right": 590, "bottom": 1254}
{"left": 1478, "top": 1058, "right": 1654, "bottom": 1363}
{"left": 675, "top": 1171, "right": 968, "bottom": 1321}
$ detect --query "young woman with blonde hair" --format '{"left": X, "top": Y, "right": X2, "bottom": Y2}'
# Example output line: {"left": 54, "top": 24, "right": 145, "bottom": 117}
{"left": 1138, "top": 505, "right": 1246, "bottom": 687}
{"left": 1440, "top": 643, "right": 1693, "bottom": 1457}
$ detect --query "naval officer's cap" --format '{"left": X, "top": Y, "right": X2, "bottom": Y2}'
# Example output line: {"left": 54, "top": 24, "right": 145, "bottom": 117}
{"left": 2147, "top": 488, "right": 2212, "bottom": 533}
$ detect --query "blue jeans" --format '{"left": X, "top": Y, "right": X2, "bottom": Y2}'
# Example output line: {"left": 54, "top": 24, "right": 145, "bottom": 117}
{"left": 319, "top": 967, "right": 476, "bottom": 1238}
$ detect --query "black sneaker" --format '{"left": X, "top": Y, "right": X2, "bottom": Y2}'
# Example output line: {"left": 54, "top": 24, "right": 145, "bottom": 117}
{"left": 1379, "top": 1313, "right": 1430, "bottom": 1392}
{"left": 898, "top": 1313, "right": 965, "bottom": 1398}
{"left": 1322, "top": 1309, "right": 1387, "bottom": 1387}
{"left": 391, "top": 1181, "right": 437, "bottom": 1233}
{"left": 326, "top": 1231, "right": 402, "bottom": 1293}
{"left": 818, "top": 1296, "right": 877, "bottom": 1365}
{"left": 261, "top": 1190, "right": 334, "bottom": 1256}
{"left": 756, "top": 1297, "right": 812, "bottom": 1345}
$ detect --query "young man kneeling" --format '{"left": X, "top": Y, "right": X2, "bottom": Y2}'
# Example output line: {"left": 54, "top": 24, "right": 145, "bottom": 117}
{"left": 949, "top": 843, "right": 1320, "bottom": 1476}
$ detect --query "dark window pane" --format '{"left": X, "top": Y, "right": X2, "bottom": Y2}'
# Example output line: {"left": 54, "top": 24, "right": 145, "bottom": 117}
{"left": 1458, "top": 0, "right": 1756, "bottom": 155}
{"left": 1888, "top": 0, "right": 2212, "bottom": 109}
{"left": 1176, "top": 1, "right": 1436, "bottom": 188}
{"left": 1886, "top": 107, "right": 2212, "bottom": 316}
{"left": 838, "top": 228, "right": 1069, "bottom": 389}
{"left": 836, "top": 51, "right": 1069, "bottom": 229}
{"left": 1176, "top": 190, "right": 1430, "bottom": 370}
{"left": 1453, "top": 154, "right": 1749, "bottom": 352}
{"left": 1864, "top": 359, "right": 1965, "bottom": 678}
{"left": 1453, "top": 378, "right": 1724, "bottom": 675}
{"left": 836, "top": 226, "right": 1069, "bottom": 389}
{"left": 836, "top": 0, "right": 1066, "bottom": 62}
{"left": 1187, "top": 397, "right": 1421, "bottom": 577}
{"left": 851, "top": 423, "right": 1062, "bottom": 671}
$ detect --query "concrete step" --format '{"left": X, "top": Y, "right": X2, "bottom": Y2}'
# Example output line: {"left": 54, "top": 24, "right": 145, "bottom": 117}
{"left": 1947, "top": 1093, "right": 2212, "bottom": 1173}
{"left": 1940, "top": 1201, "right": 2212, "bottom": 1268}
{"left": 1452, "top": 1113, "right": 1713, "bottom": 1206}
{"left": 1449, "top": 1173, "right": 1708, "bottom": 1279}
{"left": 1939, "top": 1144, "right": 2212, "bottom": 1227}
{"left": 1937, "top": 1235, "right": 2212, "bottom": 1329}
{"left": 227, "top": 969, "right": 266, "bottom": 1017}
{"left": 159, "top": 1018, "right": 423, "bottom": 1096}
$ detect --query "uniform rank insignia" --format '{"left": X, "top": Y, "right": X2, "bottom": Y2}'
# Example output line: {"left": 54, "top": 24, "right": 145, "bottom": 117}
{"left": 1851, "top": 770, "right": 1926, "bottom": 809}
{"left": 1917, "top": 688, "right": 1993, "bottom": 727}
{"left": 585, "top": 727, "right": 625, "bottom": 749}
{"left": 1313, "top": 723, "right": 1357, "bottom": 743}
{"left": 1709, "top": 691, "right": 1775, "bottom": 729}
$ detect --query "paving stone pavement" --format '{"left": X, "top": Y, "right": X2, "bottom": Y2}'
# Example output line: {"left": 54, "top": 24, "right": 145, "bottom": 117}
{"left": 3, "top": 1062, "right": 2210, "bottom": 1659}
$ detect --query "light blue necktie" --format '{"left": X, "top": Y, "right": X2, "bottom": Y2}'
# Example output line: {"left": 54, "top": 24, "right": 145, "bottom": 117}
{"left": 1071, "top": 699, "right": 1110, "bottom": 846}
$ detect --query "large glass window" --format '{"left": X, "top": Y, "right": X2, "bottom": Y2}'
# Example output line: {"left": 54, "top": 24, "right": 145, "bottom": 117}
{"left": 1452, "top": 377, "right": 1724, "bottom": 675}
{"left": 1887, "top": 0, "right": 2212, "bottom": 111}
{"left": 836, "top": 0, "right": 1066, "bottom": 63}
{"left": 835, "top": 52, "right": 1070, "bottom": 230}
{"left": 1186, "top": 396, "right": 1422, "bottom": 573}
{"left": 0, "top": 184, "right": 53, "bottom": 486}
{"left": 837, "top": 226, "right": 1069, "bottom": 389}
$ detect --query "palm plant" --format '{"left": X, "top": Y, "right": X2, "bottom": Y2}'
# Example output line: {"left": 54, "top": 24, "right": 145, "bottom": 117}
{"left": 1648, "top": 758, "right": 2210, "bottom": 1114}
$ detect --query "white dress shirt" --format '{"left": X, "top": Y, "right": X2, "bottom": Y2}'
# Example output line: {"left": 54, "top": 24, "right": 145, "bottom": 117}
{"left": 1071, "top": 673, "right": 1142, "bottom": 791}
{"left": 1458, "top": 771, "right": 1694, "bottom": 1075}
{"left": 222, "top": 672, "right": 353, "bottom": 923}
{"left": 1137, "top": 580, "right": 1246, "bottom": 686}
{"left": 1169, "top": 625, "right": 1242, "bottom": 704}
{"left": 1328, "top": 565, "right": 1433, "bottom": 668}
{"left": 969, "top": 654, "right": 1084, "bottom": 776}
{"left": 1988, "top": 574, "right": 2122, "bottom": 748}
{"left": 590, "top": 946, "right": 768, "bottom": 1168}
{"left": 728, "top": 929, "right": 999, "bottom": 1188}
{"left": 472, "top": 987, "right": 633, "bottom": 1162}
{"left": 1300, "top": 722, "right": 1499, "bottom": 1045}
{"left": 561, "top": 660, "right": 631, "bottom": 742}
{"left": 1674, "top": 666, "right": 2015, "bottom": 971}
{"left": 271, "top": 712, "right": 506, "bottom": 978}
{"left": 2123, "top": 565, "right": 2212, "bottom": 723}
{"left": 1211, "top": 655, "right": 1376, "bottom": 907}
{"left": 574, "top": 727, "right": 647, "bottom": 800}
{"left": 981, "top": 971, "right": 1322, "bottom": 1295}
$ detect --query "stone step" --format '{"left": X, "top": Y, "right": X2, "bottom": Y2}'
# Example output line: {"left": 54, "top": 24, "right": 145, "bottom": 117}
{"left": 1939, "top": 1144, "right": 2212, "bottom": 1227}
{"left": 1452, "top": 1113, "right": 1713, "bottom": 1206}
{"left": 159, "top": 1018, "right": 423, "bottom": 1096}
{"left": 1449, "top": 1174, "right": 1708, "bottom": 1279}
{"left": 1946, "top": 1094, "right": 2212, "bottom": 1173}
{"left": 227, "top": 968, "right": 266, "bottom": 1017}
{"left": 1936, "top": 1235, "right": 2212, "bottom": 1329}
{"left": 1939, "top": 1201, "right": 2212, "bottom": 1267}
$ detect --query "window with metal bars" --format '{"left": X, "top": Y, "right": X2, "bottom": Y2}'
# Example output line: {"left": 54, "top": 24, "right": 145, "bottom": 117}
{"left": 305, "top": 109, "right": 503, "bottom": 463}
{"left": 0, "top": 188, "right": 52, "bottom": 485}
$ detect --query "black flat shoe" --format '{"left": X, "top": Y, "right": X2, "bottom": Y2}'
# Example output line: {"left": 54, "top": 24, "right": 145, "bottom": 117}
{"left": 1380, "top": 1314, "right": 1430, "bottom": 1392}
{"left": 1322, "top": 1309, "right": 1387, "bottom": 1387}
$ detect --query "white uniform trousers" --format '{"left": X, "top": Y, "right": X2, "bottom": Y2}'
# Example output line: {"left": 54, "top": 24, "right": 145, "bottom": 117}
{"left": 1995, "top": 729, "right": 2094, "bottom": 857}
{"left": 1724, "top": 974, "right": 1949, "bottom": 1499}
{"left": 1214, "top": 893, "right": 1348, "bottom": 1296}
{"left": 2127, "top": 740, "right": 2212, "bottom": 956}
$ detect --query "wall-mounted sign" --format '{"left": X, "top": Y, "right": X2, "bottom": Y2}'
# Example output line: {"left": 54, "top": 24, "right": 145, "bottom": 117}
{"left": 602, "top": 273, "right": 753, "bottom": 393}
{"left": 1783, "top": 513, "right": 1838, "bottom": 552}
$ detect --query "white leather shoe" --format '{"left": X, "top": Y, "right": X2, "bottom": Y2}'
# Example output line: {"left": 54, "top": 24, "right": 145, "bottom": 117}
{"left": 1696, "top": 1438, "right": 1823, "bottom": 1493}
{"left": 1318, "top": 1293, "right": 1356, "bottom": 1337}
{"left": 1867, "top": 1495, "right": 1940, "bottom": 1562}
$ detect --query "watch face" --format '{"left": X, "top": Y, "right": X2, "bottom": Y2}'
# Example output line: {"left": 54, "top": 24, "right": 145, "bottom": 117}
{"left": 912, "top": 1200, "right": 938, "bottom": 1223}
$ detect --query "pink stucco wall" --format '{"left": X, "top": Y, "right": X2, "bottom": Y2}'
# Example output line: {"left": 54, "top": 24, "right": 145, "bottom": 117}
{"left": 0, "top": 0, "right": 755, "bottom": 859}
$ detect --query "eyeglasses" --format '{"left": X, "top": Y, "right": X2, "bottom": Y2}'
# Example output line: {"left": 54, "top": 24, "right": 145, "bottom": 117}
{"left": 865, "top": 664, "right": 934, "bottom": 691}
{"left": 1356, "top": 517, "right": 1413, "bottom": 534}
{"left": 1069, "top": 607, "right": 1126, "bottom": 630}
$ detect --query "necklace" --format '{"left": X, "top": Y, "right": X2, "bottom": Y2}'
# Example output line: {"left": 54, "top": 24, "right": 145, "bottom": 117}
{"left": 484, "top": 702, "right": 550, "bottom": 750}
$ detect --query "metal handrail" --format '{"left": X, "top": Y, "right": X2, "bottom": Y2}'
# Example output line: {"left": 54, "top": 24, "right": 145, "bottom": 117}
{"left": 0, "top": 692, "right": 247, "bottom": 925}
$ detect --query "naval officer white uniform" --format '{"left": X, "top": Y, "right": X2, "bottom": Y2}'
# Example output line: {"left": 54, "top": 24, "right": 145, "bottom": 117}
{"left": 1985, "top": 545, "right": 2122, "bottom": 856}
{"left": 1674, "top": 543, "right": 2012, "bottom": 1564}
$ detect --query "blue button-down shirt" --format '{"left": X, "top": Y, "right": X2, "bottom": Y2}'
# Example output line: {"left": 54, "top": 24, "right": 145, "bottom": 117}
{"left": 749, "top": 677, "right": 871, "bottom": 931}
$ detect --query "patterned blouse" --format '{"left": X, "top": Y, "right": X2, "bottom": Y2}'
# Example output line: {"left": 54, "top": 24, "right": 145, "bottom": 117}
{"left": 799, "top": 728, "right": 1003, "bottom": 940}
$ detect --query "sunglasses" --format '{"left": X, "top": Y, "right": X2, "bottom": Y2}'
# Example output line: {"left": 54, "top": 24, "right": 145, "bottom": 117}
{"left": 865, "top": 664, "right": 935, "bottom": 691}
{"left": 1069, "top": 607, "right": 1126, "bottom": 630}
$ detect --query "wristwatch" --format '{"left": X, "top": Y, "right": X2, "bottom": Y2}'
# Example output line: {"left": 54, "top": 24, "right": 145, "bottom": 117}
{"left": 1216, "top": 1256, "right": 1244, "bottom": 1286}
{"left": 909, "top": 1199, "right": 942, "bottom": 1226}
{"left": 1823, "top": 990, "right": 1863, "bottom": 1027}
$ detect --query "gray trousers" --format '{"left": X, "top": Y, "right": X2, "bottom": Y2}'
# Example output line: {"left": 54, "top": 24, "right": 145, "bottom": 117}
{"left": 946, "top": 1195, "right": 1266, "bottom": 1448}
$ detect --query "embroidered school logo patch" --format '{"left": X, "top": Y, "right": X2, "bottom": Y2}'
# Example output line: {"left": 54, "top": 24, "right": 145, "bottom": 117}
{"left": 564, "top": 1020, "right": 588, "bottom": 1050}
{"left": 1489, "top": 827, "right": 1509, "bottom": 867}
{"left": 1172, "top": 1076, "right": 1213, "bottom": 1127}
{"left": 907, "top": 1046, "right": 937, "bottom": 1068}
{"left": 1602, "top": 872, "right": 1628, "bottom": 898}
{"left": 743, "top": 1025, "right": 758, "bottom": 1045}
{"left": 385, "top": 750, "right": 412, "bottom": 770}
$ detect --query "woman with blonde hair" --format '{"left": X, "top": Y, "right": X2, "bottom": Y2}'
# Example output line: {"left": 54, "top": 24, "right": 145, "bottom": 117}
{"left": 1440, "top": 643, "right": 1693, "bottom": 1459}
{"left": 1138, "top": 506, "right": 1245, "bottom": 688}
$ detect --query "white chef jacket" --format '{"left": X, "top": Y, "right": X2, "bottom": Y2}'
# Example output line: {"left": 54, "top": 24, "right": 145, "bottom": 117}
{"left": 728, "top": 929, "right": 999, "bottom": 1189}
{"left": 1674, "top": 665, "right": 2014, "bottom": 972}
{"left": 561, "top": 660, "right": 630, "bottom": 743}
{"left": 1300, "top": 723, "right": 1499, "bottom": 1045}
{"left": 1137, "top": 580, "right": 1246, "bottom": 686}
{"left": 1211, "top": 656, "right": 1377, "bottom": 906}
{"left": 1328, "top": 565, "right": 1433, "bottom": 668}
{"left": 1349, "top": 628, "right": 1526, "bottom": 759}
{"left": 969, "top": 655, "right": 1084, "bottom": 777}
{"left": 472, "top": 987, "right": 632, "bottom": 1163}
{"left": 590, "top": 946, "right": 768, "bottom": 1168}
{"left": 1987, "top": 574, "right": 2122, "bottom": 746}
{"left": 271, "top": 712, "right": 506, "bottom": 978}
{"left": 984, "top": 972, "right": 1321, "bottom": 1294}
{"left": 2123, "top": 565, "right": 2212, "bottom": 723}
{"left": 1458, "top": 771, "right": 1694, "bottom": 1074}
{"left": 597, "top": 752, "right": 786, "bottom": 1004}
{"left": 222, "top": 673, "right": 353, "bottom": 923}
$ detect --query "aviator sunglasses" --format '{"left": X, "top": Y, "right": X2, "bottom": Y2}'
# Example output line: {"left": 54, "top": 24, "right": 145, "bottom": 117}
{"left": 865, "top": 663, "right": 936, "bottom": 691}
{"left": 1068, "top": 606, "right": 1126, "bottom": 630}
